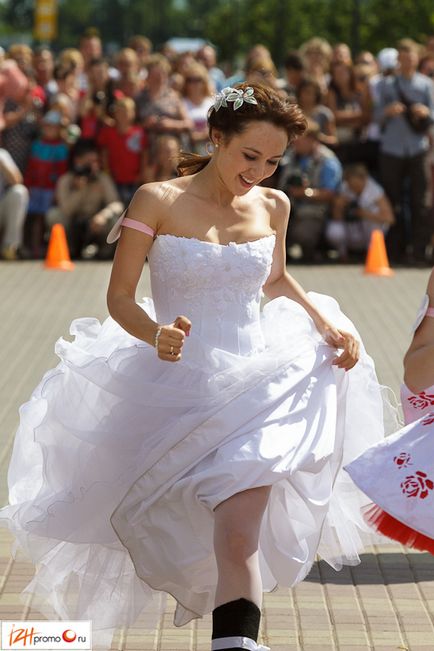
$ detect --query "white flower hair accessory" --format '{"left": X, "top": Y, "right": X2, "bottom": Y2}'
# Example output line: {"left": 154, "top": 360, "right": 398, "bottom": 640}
{"left": 213, "top": 86, "right": 258, "bottom": 111}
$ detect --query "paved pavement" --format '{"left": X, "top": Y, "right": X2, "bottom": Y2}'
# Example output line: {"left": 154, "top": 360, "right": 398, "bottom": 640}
{"left": 1, "top": 259, "right": 434, "bottom": 651}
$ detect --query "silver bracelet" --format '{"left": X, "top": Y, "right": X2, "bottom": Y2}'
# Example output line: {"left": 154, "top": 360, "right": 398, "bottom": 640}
{"left": 154, "top": 326, "right": 162, "bottom": 351}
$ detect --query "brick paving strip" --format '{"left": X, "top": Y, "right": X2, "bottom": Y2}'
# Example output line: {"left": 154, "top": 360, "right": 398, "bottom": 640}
{"left": 1, "top": 261, "right": 433, "bottom": 650}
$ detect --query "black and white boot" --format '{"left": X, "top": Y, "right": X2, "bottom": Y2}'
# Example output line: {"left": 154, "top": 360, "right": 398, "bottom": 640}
{"left": 211, "top": 598, "right": 270, "bottom": 651}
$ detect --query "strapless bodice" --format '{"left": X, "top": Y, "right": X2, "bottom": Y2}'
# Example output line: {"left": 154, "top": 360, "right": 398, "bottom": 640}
{"left": 147, "top": 233, "right": 276, "bottom": 355}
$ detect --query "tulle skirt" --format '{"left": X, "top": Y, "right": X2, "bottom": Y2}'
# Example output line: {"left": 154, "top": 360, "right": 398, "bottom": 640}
{"left": 0, "top": 292, "right": 396, "bottom": 648}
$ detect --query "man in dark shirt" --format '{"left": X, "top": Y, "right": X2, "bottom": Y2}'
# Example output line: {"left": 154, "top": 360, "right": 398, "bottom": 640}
{"left": 374, "top": 38, "right": 434, "bottom": 264}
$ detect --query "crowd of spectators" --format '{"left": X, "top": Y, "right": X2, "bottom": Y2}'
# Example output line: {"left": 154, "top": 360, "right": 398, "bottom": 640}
{"left": 0, "top": 29, "right": 433, "bottom": 265}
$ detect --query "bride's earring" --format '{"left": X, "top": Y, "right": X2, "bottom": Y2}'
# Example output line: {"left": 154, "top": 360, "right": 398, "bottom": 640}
{"left": 206, "top": 141, "right": 219, "bottom": 155}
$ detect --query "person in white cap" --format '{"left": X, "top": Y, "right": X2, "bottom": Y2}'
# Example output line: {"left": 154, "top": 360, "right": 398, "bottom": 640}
{"left": 365, "top": 48, "right": 399, "bottom": 147}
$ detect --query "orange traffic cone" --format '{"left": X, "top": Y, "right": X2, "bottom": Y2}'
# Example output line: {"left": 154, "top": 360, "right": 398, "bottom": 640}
{"left": 364, "top": 229, "right": 394, "bottom": 277}
{"left": 44, "top": 223, "right": 75, "bottom": 271}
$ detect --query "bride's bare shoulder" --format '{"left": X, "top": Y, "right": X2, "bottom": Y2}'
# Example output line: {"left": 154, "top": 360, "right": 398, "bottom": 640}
{"left": 136, "top": 176, "right": 190, "bottom": 201}
{"left": 259, "top": 186, "right": 290, "bottom": 211}
{"left": 134, "top": 177, "right": 192, "bottom": 210}
{"left": 256, "top": 186, "right": 290, "bottom": 228}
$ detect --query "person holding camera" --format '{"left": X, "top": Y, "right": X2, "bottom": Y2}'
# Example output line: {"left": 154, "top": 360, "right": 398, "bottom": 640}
{"left": 277, "top": 119, "right": 342, "bottom": 262}
{"left": 46, "top": 138, "right": 123, "bottom": 259}
{"left": 374, "top": 38, "right": 434, "bottom": 264}
{"left": 326, "top": 163, "right": 394, "bottom": 261}
{"left": 78, "top": 58, "right": 120, "bottom": 140}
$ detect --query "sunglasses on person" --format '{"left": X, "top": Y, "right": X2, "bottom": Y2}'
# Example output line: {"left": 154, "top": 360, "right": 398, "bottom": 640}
{"left": 186, "top": 76, "right": 204, "bottom": 82}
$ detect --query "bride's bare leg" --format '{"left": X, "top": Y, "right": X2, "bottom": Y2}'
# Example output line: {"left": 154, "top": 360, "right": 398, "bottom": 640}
{"left": 213, "top": 485, "right": 272, "bottom": 608}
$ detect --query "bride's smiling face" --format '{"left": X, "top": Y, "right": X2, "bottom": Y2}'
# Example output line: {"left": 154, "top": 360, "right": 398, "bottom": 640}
{"left": 212, "top": 120, "right": 288, "bottom": 195}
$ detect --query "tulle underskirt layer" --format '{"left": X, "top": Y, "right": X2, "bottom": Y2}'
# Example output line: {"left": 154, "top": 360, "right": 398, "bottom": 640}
{"left": 0, "top": 292, "right": 397, "bottom": 648}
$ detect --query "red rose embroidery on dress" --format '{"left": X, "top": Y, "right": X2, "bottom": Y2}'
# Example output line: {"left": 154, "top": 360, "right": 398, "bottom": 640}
{"left": 401, "top": 471, "right": 434, "bottom": 499}
{"left": 408, "top": 392, "right": 434, "bottom": 410}
{"left": 421, "top": 413, "right": 434, "bottom": 426}
{"left": 394, "top": 452, "right": 412, "bottom": 468}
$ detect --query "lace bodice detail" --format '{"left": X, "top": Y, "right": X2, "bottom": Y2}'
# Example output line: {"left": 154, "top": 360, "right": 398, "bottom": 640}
{"left": 147, "top": 233, "right": 276, "bottom": 355}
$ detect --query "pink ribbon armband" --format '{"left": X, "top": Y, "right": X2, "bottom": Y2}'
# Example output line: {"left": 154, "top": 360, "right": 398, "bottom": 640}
{"left": 106, "top": 212, "right": 155, "bottom": 244}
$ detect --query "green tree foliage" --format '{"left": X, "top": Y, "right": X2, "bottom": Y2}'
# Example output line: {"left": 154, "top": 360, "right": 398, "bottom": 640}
{"left": 360, "top": 0, "right": 434, "bottom": 49}
{"left": 1, "top": 0, "right": 34, "bottom": 31}
{"left": 56, "top": 0, "right": 95, "bottom": 47}
{"left": 0, "top": 0, "right": 433, "bottom": 65}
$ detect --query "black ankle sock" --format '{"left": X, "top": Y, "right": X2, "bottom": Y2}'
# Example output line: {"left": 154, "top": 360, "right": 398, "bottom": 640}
{"left": 211, "top": 597, "right": 261, "bottom": 650}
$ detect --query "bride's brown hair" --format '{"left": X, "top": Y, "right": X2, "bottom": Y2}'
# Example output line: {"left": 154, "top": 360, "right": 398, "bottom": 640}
{"left": 177, "top": 81, "right": 307, "bottom": 176}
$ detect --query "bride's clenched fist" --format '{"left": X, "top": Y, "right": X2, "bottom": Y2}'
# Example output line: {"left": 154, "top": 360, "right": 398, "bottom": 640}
{"left": 154, "top": 315, "right": 192, "bottom": 362}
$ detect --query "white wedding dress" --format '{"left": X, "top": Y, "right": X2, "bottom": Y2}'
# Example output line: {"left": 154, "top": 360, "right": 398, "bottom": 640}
{"left": 0, "top": 232, "right": 391, "bottom": 648}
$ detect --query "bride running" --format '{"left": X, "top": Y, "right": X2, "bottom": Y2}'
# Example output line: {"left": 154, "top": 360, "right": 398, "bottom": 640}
{"left": 1, "top": 82, "right": 389, "bottom": 651}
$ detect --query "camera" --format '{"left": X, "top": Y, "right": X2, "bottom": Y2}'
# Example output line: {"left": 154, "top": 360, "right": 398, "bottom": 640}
{"left": 92, "top": 91, "right": 106, "bottom": 106}
{"left": 344, "top": 200, "right": 360, "bottom": 223}
{"left": 286, "top": 172, "right": 307, "bottom": 188}
{"left": 73, "top": 164, "right": 97, "bottom": 181}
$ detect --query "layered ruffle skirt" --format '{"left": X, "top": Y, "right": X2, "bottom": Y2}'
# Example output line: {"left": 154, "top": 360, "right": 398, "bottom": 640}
{"left": 0, "top": 292, "right": 396, "bottom": 648}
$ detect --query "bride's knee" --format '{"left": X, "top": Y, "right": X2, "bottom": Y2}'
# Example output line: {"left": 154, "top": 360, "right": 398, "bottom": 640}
{"left": 215, "top": 528, "right": 257, "bottom": 566}
{"left": 213, "top": 486, "right": 272, "bottom": 565}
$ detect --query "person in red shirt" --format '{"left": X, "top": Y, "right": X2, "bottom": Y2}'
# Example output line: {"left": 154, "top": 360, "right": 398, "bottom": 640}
{"left": 97, "top": 96, "right": 148, "bottom": 204}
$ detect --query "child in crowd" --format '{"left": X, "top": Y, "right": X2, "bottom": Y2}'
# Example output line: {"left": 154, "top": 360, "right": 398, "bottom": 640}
{"left": 97, "top": 96, "right": 148, "bottom": 204}
{"left": 148, "top": 134, "right": 180, "bottom": 182}
{"left": 345, "top": 267, "right": 434, "bottom": 554}
{"left": 24, "top": 109, "right": 69, "bottom": 257}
